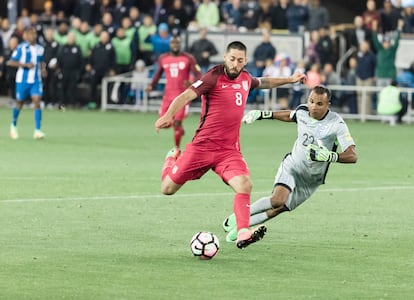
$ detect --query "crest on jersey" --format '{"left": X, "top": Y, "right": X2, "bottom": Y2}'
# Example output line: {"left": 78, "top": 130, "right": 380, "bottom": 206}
{"left": 242, "top": 80, "right": 249, "bottom": 91}
{"left": 316, "top": 124, "right": 329, "bottom": 139}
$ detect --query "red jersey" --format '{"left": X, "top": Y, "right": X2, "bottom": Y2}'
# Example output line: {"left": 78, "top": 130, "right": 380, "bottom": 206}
{"left": 189, "top": 65, "right": 260, "bottom": 150}
{"left": 151, "top": 52, "right": 201, "bottom": 104}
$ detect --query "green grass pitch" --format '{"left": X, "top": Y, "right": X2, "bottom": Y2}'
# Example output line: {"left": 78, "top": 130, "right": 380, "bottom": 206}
{"left": 0, "top": 108, "right": 413, "bottom": 299}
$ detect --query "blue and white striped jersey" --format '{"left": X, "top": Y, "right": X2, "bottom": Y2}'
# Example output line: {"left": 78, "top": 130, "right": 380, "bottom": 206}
{"left": 11, "top": 42, "right": 44, "bottom": 84}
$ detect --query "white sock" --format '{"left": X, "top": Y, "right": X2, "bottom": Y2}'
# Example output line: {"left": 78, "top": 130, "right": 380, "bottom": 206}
{"left": 250, "top": 212, "right": 270, "bottom": 226}
{"left": 250, "top": 196, "right": 272, "bottom": 214}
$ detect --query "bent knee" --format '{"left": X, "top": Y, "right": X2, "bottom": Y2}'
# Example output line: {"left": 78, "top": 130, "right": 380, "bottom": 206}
{"left": 161, "top": 180, "right": 181, "bottom": 195}
{"left": 270, "top": 186, "right": 290, "bottom": 208}
{"left": 161, "top": 187, "right": 175, "bottom": 195}
{"left": 244, "top": 179, "right": 253, "bottom": 193}
{"left": 231, "top": 175, "right": 253, "bottom": 194}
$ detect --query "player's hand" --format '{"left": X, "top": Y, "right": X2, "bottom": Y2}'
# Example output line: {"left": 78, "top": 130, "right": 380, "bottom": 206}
{"left": 291, "top": 71, "right": 307, "bottom": 84}
{"left": 145, "top": 85, "right": 152, "bottom": 94}
{"left": 23, "top": 62, "right": 34, "bottom": 69}
{"left": 155, "top": 115, "right": 173, "bottom": 132}
{"left": 242, "top": 110, "right": 261, "bottom": 124}
{"left": 242, "top": 110, "right": 273, "bottom": 124}
{"left": 306, "top": 144, "right": 338, "bottom": 162}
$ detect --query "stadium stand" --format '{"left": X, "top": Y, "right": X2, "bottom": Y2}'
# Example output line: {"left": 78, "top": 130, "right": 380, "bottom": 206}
{"left": 0, "top": 0, "right": 413, "bottom": 123}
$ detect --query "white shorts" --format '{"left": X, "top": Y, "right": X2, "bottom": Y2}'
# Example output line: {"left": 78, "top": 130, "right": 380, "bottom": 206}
{"left": 274, "top": 155, "right": 321, "bottom": 211}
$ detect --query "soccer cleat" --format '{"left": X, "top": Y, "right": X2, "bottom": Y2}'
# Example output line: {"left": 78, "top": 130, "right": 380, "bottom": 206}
{"left": 10, "top": 124, "right": 19, "bottom": 140}
{"left": 222, "top": 214, "right": 236, "bottom": 233}
{"left": 165, "top": 147, "right": 181, "bottom": 160}
{"left": 236, "top": 224, "right": 267, "bottom": 249}
{"left": 225, "top": 227, "right": 238, "bottom": 242}
{"left": 33, "top": 130, "right": 45, "bottom": 139}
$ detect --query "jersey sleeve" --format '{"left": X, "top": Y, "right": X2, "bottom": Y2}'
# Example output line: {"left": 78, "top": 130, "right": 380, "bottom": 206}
{"left": 150, "top": 55, "right": 165, "bottom": 88}
{"left": 290, "top": 104, "right": 308, "bottom": 123}
{"left": 336, "top": 116, "right": 355, "bottom": 152}
{"left": 10, "top": 45, "right": 22, "bottom": 61}
{"left": 189, "top": 69, "right": 218, "bottom": 97}
{"left": 183, "top": 52, "right": 202, "bottom": 80}
{"left": 37, "top": 45, "right": 45, "bottom": 61}
{"left": 188, "top": 53, "right": 202, "bottom": 80}
{"left": 250, "top": 76, "right": 260, "bottom": 90}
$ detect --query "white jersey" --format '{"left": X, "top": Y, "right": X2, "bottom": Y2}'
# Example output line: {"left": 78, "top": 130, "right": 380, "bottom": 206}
{"left": 286, "top": 104, "right": 355, "bottom": 184}
{"left": 274, "top": 104, "right": 355, "bottom": 210}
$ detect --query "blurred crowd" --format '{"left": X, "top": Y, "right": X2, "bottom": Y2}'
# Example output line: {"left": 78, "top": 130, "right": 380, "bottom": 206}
{"left": 0, "top": 0, "right": 413, "bottom": 114}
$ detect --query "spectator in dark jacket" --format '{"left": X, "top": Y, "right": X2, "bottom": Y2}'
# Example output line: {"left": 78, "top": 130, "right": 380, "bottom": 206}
{"left": 85, "top": 31, "right": 116, "bottom": 108}
{"left": 189, "top": 27, "right": 218, "bottom": 74}
{"left": 270, "top": 0, "right": 289, "bottom": 30}
{"left": 285, "top": 0, "right": 308, "bottom": 33}
{"left": 379, "top": 0, "right": 401, "bottom": 34}
{"left": 307, "top": 0, "right": 329, "bottom": 31}
{"left": 57, "top": 32, "right": 84, "bottom": 108}
{"left": 315, "top": 25, "right": 333, "bottom": 67}
{"left": 42, "top": 28, "right": 60, "bottom": 108}
{"left": 252, "top": 29, "right": 277, "bottom": 77}
{"left": 355, "top": 40, "right": 376, "bottom": 115}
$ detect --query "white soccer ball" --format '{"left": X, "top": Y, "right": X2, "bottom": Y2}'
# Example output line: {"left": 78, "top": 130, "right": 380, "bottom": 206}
{"left": 189, "top": 231, "right": 220, "bottom": 260}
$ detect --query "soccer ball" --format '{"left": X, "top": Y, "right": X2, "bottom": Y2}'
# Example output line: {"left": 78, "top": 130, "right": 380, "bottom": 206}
{"left": 190, "top": 231, "right": 220, "bottom": 260}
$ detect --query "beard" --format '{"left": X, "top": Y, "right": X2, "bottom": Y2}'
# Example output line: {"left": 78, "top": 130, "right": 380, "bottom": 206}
{"left": 171, "top": 49, "right": 180, "bottom": 56}
{"left": 224, "top": 64, "right": 242, "bottom": 80}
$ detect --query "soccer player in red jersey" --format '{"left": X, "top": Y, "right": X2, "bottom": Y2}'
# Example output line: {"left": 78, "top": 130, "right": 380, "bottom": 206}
{"left": 146, "top": 36, "right": 202, "bottom": 150}
{"left": 155, "top": 41, "right": 306, "bottom": 249}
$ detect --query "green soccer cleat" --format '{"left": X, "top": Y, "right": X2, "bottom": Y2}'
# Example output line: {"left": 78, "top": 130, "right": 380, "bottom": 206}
{"left": 222, "top": 213, "right": 236, "bottom": 233}
{"left": 10, "top": 124, "right": 19, "bottom": 140}
{"left": 226, "top": 227, "right": 238, "bottom": 242}
{"left": 236, "top": 224, "right": 267, "bottom": 249}
{"left": 33, "top": 129, "right": 45, "bottom": 140}
{"left": 165, "top": 147, "right": 181, "bottom": 160}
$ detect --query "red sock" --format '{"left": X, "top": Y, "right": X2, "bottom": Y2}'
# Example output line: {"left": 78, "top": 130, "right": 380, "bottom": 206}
{"left": 233, "top": 193, "right": 250, "bottom": 231}
{"left": 161, "top": 157, "right": 175, "bottom": 180}
{"left": 173, "top": 125, "right": 184, "bottom": 149}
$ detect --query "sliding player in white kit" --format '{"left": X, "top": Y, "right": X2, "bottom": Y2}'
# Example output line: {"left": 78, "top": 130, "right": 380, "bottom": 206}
{"left": 223, "top": 85, "right": 358, "bottom": 242}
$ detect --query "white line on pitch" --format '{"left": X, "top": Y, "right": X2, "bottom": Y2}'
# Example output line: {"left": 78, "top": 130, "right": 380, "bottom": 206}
{"left": 0, "top": 185, "right": 413, "bottom": 204}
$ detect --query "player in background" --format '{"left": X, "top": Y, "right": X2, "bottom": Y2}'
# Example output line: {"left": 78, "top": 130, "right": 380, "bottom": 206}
{"left": 8, "top": 27, "right": 46, "bottom": 140}
{"left": 222, "top": 85, "right": 358, "bottom": 242}
{"left": 146, "top": 35, "right": 202, "bottom": 151}
{"left": 155, "top": 41, "right": 306, "bottom": 249}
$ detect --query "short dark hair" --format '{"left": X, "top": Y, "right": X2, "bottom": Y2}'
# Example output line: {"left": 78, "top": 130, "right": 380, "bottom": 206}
{"left": 226, "top": 41, "right": 247, "bottom": 54}
{"left": 24, "top": 26, "right": 36, "bottom": 33}
{"left": 313, "top": 85, "right": 331, "bottom": 100}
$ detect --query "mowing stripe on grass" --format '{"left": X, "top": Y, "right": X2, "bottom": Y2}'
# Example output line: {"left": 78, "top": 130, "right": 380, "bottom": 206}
{"left": 0, "top": 185, "right": 413, "bottom": 204}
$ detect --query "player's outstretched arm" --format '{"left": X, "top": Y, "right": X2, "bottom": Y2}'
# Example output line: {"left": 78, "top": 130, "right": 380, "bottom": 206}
{"left": 257, "top": 71, "right": 306, "bottom": 89}
{"left": 242, "top": 110, "right": 292, "bottom": 124}
{"left": 242, "top": 110, "right": 272, "bottom": 124}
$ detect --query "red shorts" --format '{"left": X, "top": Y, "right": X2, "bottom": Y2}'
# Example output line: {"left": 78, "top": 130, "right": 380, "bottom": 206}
{"left": 168, "top": 143, "right": 250, "bottom": 185}
{"left": 159, "top": 100, "right": 189, "bottom": 121}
